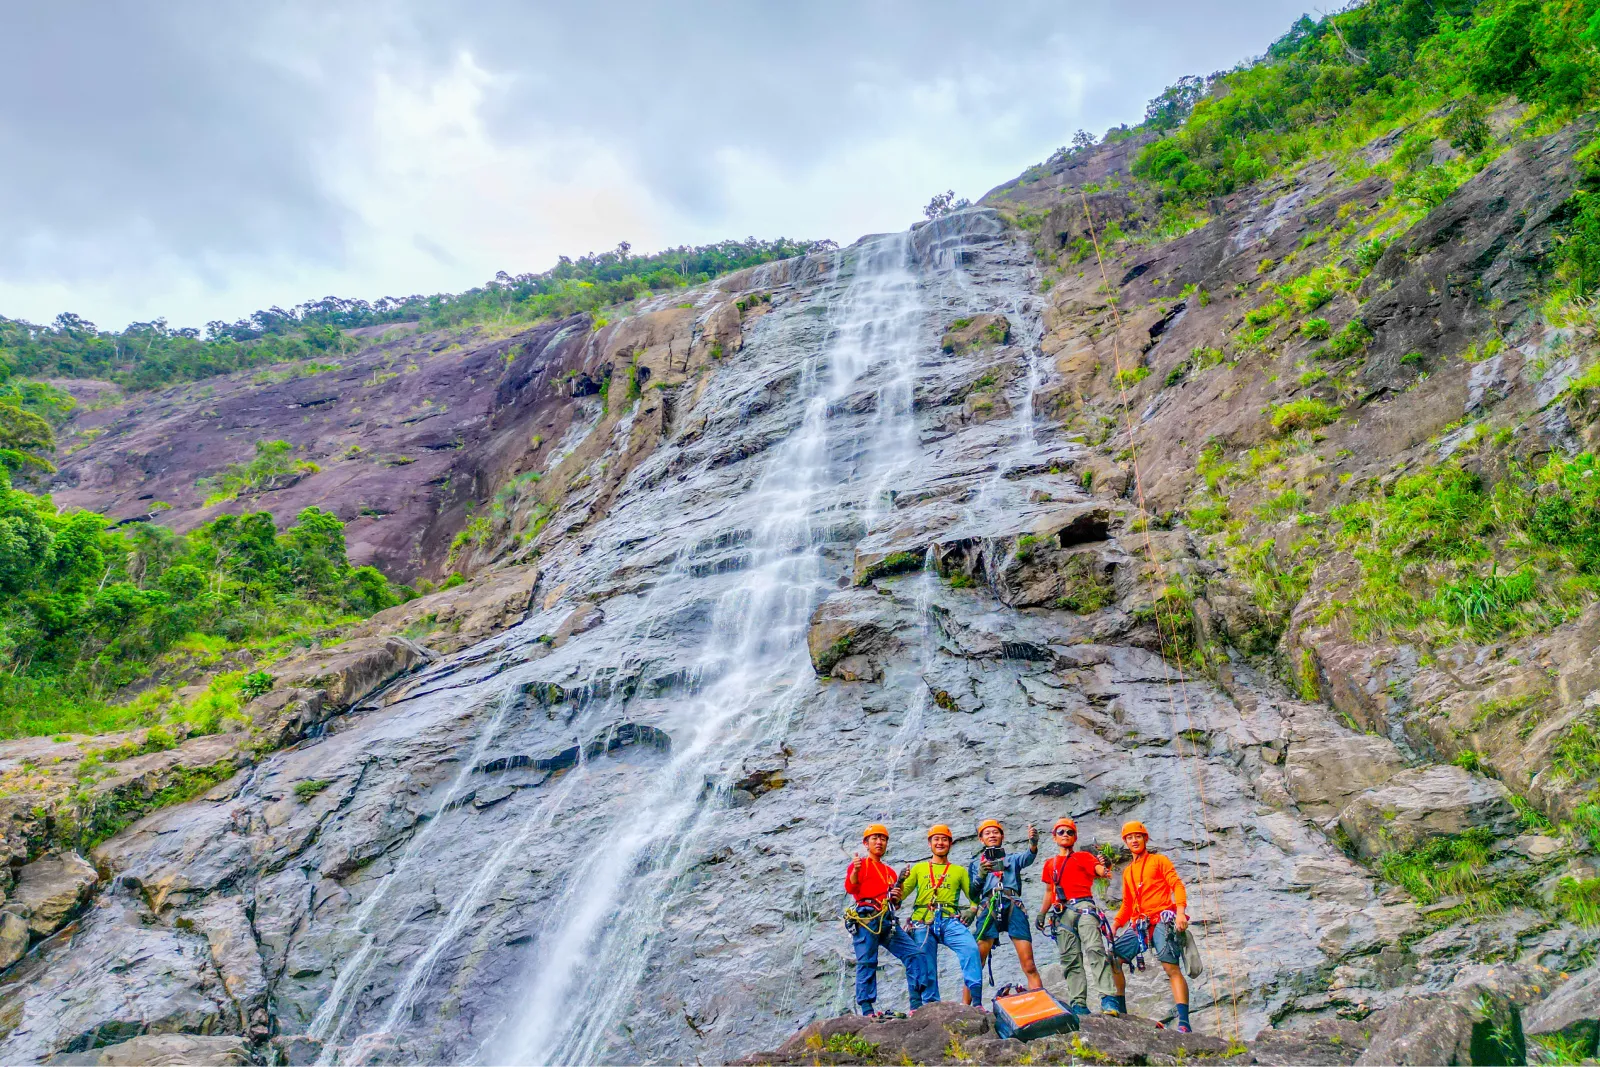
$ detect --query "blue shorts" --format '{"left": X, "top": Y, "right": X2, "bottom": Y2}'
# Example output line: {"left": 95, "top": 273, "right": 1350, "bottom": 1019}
{"left": 974, "top": 900, "right": 1032, "bottom": 943}
{"left": 1114, "top": 920, "right": 1180, "bottom": 965}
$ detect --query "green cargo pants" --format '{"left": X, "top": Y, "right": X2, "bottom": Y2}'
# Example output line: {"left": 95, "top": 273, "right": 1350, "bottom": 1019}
{"left": 1051, "top": 906, "right": 1114, "bottom": 1009}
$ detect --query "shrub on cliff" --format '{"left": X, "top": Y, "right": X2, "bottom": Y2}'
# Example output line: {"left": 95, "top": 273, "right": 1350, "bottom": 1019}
{"left": 1329, "top": 454, "right": 1600, "bottom": 642}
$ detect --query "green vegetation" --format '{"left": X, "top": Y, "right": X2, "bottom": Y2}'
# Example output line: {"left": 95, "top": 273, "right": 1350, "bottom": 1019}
{"left": 1328, "top": 454, "right": 1600, "bottom": 643}
{"left": 1113, "top": 365, "right": 1152, "bottom": 387}
{"left": 0, "top": 377, "right": 74, "bottom": 474}
{"left": 1556, "top": 875, "right": 1600, "bottom": 926}
{"left": 860, "top": 551, "right": 925, "bottom": 583}
{"left": 198, "top": 439, "right": 321, "bottom": 505}
{"left": 822, "top": 1032, "right": 880, "bottom": 1058}
{"left": 1054, "top": 555, "right": 1115, "bottom": 613}
{"left": 1134, "top": 584, "right": 1200, "bottom": 665}
{"left": 80, "top": 759, "right": 237, "bottom": 848}
{"left": 1319, "top": 320, "right": 1374, "bottom": 361}
{"left": 1270, "top": 398, "right": 1341, "bottom": 435}
{"left": 0, "top": 469, "right": 407, "bottom": 738}
{"left": 293, "top": 778, "right": 333, "bottom": 801}
{"left": 1531, "top": 1031, "right": 1598, "bottom": 1065}
{"left": 1377, "top": 827, "right": 1529, "bottom": 922}
{"left": 1130, "top": 0, "right": 1600, "bottom": 206}
{"left": 1, "top": 238, "right": 832, "bottom": 395}
{"left": 1551, "top": 714, "right": 1600, "bottom": 784}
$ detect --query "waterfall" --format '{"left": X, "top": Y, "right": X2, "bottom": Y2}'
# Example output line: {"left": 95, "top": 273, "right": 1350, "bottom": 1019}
{"left": 491, "top": 232, "right": 928, "bottom": 1065}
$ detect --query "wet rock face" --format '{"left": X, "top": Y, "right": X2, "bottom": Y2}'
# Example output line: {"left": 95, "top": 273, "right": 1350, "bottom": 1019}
{"left": 42, "top": 1033, "right": 255, "bottom": 1066}
{"left": 2, "top": 203, "right": 1592, "bottom": 1067}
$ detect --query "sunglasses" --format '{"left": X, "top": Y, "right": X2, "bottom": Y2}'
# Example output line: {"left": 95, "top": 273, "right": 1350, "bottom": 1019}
{"left": 1053, "top": 829, "right": 1077, "bottom": 836}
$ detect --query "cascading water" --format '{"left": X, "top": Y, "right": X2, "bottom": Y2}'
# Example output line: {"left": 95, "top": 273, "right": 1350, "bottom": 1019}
{"left": 489, "top": 233, "right": 929, "bottom": 1064}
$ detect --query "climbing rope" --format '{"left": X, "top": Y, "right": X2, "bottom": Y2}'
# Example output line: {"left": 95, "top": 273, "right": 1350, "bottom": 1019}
{"left": 1077, "top": 188, "right": 1246, "bottom": 1036}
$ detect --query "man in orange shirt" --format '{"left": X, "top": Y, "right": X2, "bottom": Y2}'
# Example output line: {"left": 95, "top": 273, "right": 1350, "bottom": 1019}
{"left": 844, "top": 824, "right": 932, "bottom": 1017}
{"left": 1109, "top": 821, "right": 1192, "bottom": 1032}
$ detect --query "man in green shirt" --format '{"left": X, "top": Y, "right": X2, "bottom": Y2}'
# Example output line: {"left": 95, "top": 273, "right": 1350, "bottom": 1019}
{"left": 899, "top": 823, "right": 985, "bottom": 1006}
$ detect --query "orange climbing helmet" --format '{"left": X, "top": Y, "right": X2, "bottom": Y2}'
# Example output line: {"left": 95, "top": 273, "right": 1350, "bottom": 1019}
{"left": 1053, "top": 817, "right": 1078, "bottom": 833}
{"left": 862, "top": 823, "right": 889, "bottom": 841}
{"left": 1121, "top": 820, "right": 1150, "bottom": 839}
{"left": 977, "top": 818, "right": 1004, "bottom": 836}
{"left": 927, "top": 824, "right": 954, "bottom": 840}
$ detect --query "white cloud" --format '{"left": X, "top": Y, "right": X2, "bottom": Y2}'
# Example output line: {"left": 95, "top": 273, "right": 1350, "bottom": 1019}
{"left": 0, "top": 1, "right": 1315, "bottom": 331}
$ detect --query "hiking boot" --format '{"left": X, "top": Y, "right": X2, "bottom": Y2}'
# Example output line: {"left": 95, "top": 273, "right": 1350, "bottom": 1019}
{"left": 1070, "top": 1004, "right": 1092, "bottom": 1017}
{"left": 1176, "top": 1023, "right": 1192, "bottom": 1034}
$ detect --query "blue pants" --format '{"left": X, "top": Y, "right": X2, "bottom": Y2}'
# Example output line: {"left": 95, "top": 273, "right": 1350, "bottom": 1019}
{"left": 909, "top": 913, "right": 984, "bottom": 1006}
{"left": 852, "top": 917, "right": 932, "bottom": 1011}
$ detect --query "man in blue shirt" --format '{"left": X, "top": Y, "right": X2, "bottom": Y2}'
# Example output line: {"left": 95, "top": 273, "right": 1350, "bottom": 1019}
{"left": 965, "top": 819, "right": 1041, "bottom": 1001}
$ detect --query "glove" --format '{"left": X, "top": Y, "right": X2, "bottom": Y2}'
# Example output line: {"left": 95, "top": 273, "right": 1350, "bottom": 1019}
{"left": 959, "top": 907, "right": 978, "bottom": 925}
{"left": 1034, "top": 911, "right": 1047, "bottom": 932}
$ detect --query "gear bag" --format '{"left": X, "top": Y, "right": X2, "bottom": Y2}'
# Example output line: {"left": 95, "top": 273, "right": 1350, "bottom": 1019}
{"left": 1180, "top": 925, "right": 1204, "bottom": 978}
{"left": 991, "top": 986, "right": 1080, "bottom": 1042}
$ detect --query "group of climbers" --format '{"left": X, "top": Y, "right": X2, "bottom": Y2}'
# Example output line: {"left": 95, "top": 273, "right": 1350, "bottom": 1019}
{"left": 842, "top": 817, "right": 1194, "bottom": 1032}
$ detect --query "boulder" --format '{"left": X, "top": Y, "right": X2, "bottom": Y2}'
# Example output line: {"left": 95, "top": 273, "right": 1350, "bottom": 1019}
{"left": 271, "top": 636, "right": 430, "bottom": 710}
{"left": 1352, "top": 965, "right": 1543, "bottom": 1066}
{"left": 1284, "top": 732, "right": 1409, "bottom": 817}
{"left": 0, "top": 910, "right": 29, "bottom": 969}
{"left": 345, "top": 565, "right": 541, "bottom": 654}
{"left": 1249, "top": 1016, "right": 1371, "bottom": 1066}
{"left": 244, "top": 688, "right": 328, "bottom": 749}
{"left": 940, "top": 314, "right": 1011, "bottom": 354}
{"left": 1337, "top": 764, "right": 1520, "bottom": 860}
{"left": 739, "top": 1007, "right": 1246, "bottom": 1066}
{"left": 269, "top": 1035, "right": 323, "bottom": 1066}
{"left": 1069, "top": 1014, "right": 1233, "bottom": 1062}
{"left": 851, "top": 546, "right": 927, "bottom": 585}
{"left": 743, "top": 1002, "right": 991, "bottom": 1065}
{"left": 806, "top": 590, "right": 901, "bottom": 676}
{"left": 43, "top": 1033, "right": 254, "bottom": 1065}
{"left": 7, "top": 853, "right": 98, "bottom": 939}
{"left": 1523, "top": 962, "right": 1599, "bottom": 1060}
{"left": 1356, "top": 995, "right": 1478, "bottom": 1066}
{"left": 987, "top": 505, "right": 1120, "bottom": 609}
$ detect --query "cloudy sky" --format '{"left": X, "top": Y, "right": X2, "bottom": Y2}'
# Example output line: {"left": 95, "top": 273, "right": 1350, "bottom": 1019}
{"left": 2, "top": 2, "right": 1312, "bottom": 332}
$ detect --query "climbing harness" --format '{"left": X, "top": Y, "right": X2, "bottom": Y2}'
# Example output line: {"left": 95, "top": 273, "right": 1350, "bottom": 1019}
{"left": 843, "top": 898, "right": 895, "bottom": 937}
{"left": 1112, "top": 909, "right": 1179, "bottom": 972}
{"left": 1078, "top": 189, "right": 1246, "bottom": 1033}
{"left": 1042, "top": 857, "right": 1115, "bottom": 957}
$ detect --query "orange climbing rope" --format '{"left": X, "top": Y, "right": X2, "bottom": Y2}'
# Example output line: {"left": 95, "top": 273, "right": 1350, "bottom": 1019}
{"left": 1076, "top": 188, "right": 1246, "bottom": 1036}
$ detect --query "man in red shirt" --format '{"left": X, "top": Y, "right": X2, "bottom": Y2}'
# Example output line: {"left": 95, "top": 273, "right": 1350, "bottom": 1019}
{"left": 1036, "top": 817, "right": 1114, "bottom": 1015}
{"left": 844, "top": 823, "right": 932, "bottom": 1017}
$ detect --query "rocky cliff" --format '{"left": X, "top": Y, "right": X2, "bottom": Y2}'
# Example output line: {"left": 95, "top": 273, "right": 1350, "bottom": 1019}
{"left": 1, "top": 105, "right": 1598, "bottom": 1067}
